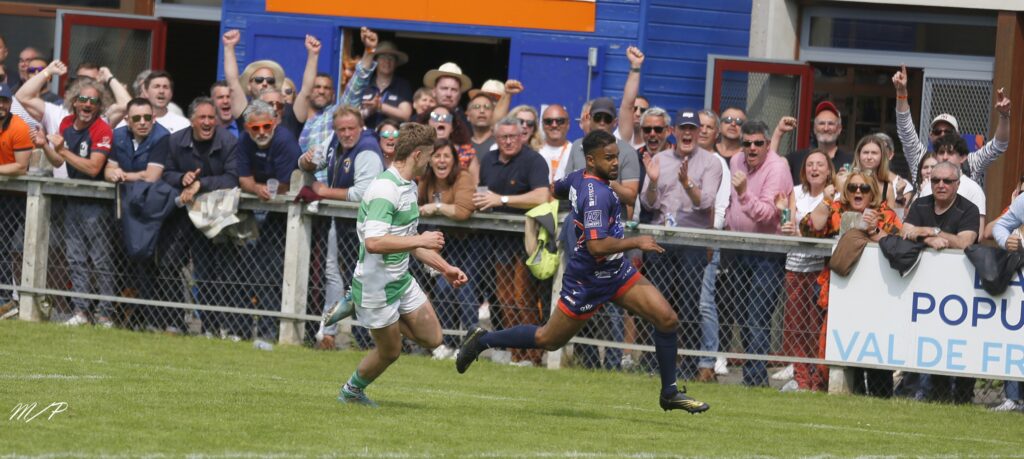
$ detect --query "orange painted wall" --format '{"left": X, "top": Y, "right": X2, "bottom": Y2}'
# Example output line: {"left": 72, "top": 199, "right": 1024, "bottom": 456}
{"left": 265, "top": 0, "right": 596, "bottom": 33}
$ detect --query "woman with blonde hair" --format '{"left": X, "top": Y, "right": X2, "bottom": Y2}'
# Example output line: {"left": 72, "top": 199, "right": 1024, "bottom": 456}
{"left": 848, "top": 135, "right": 899, "bottom": 210}
{"left": 509, "top": 104, "right": 543, "bottom": 151}
{"left": 802, "top": 168, "right": 902, "bottom": 397}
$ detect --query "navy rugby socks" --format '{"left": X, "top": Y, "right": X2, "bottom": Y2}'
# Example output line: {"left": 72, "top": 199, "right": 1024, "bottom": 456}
{"left": 478, "top": 325, "right": 539, "bottom": 349}
{"left": 653, "top": 329, "right": 679, "bottom": 397}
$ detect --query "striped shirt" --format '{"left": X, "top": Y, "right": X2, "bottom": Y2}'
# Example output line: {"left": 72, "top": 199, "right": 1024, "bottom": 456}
{"left": 352, "top": 167, "right": 420, "bottom": 308}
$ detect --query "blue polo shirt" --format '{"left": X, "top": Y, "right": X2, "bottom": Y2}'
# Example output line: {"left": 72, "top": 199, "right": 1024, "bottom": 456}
{"left": 478, "top": 146, "right": 549, "bottom": 214}
{"left": 237, "top": 127, "right": 301, "bottom": 184}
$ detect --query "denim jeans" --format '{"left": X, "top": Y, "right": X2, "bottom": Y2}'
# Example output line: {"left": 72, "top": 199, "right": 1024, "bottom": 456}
{"left": 65, "top": 200, "right": 116, "bottom": 318}
{"left": 320, "top": 220, "right": 344, "bottom": 336}
{"left": 433, "top": 236, "right": 477, "bottom": 348}
{"left": 1006, "top": 380, "right": 1021, "bottom": 401}
{"left": 191, "top": 230, "right": 242, "bottom": 335}
{"left": 576, "top": 306, "right": 625, "bottom": 370}
{"left": 731, "top": 252, "right": 783, "bottom": 387}
{"left": 245, "top": 212, "right": 285, "bottom": 340}
{"left": 697, "top": 250, "right": 721, "bottom": 369}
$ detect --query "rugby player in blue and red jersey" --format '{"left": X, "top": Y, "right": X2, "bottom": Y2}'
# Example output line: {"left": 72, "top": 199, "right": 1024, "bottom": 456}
{"left": 456, "top": 129, "right": 709, "bottom": 414}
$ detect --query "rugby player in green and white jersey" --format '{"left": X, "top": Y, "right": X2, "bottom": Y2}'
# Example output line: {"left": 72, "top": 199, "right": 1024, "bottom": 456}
{"left": 338, "top": 122, "right": 469, "bottom": 406}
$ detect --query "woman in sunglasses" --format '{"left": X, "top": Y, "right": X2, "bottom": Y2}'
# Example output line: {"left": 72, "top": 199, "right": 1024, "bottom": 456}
{"left": 801, "top": 169, "right": 903, "bottom": 398}
{"left": 803, "top": 169, "right": 902, "bottom": 241}
{"left": 417, "top": 138, "right": 477, "bottom": 360}
{"left": 375, "top": 118, "right": 401, "bottom": 168}
{"left": 509, "top": 104, "right": 542, "bottom": 151}
{"left": 417, "top": 104, "right": 479, "bottom": 183}
{"left": 777, "top": 149, "right": 835, "bottom": 392}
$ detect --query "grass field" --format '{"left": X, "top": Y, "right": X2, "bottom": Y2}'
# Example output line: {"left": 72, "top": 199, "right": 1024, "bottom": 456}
{"left": 1, "top": 321, "right": 1020, "bottom": 457}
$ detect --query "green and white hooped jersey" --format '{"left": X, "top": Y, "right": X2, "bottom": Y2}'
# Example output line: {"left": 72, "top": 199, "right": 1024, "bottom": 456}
{"left": 352, "top": 167, "right": 420, "bottom": 308}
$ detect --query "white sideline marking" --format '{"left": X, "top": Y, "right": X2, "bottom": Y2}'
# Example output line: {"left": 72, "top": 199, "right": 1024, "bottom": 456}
{"left": 0, "top": 373, "right": 106, "bottom": 380}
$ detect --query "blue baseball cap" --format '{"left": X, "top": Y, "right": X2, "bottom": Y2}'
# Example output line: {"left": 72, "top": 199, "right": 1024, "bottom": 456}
{"left": 676, "top": 108, "right": 699, "bottom": 128}
{"left": 0, "top": 83, "right": 12, "bottom": 99}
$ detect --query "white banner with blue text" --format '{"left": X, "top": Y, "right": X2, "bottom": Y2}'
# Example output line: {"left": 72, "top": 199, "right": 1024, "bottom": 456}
{"left": 827, "top": 245, "right": 1024, "bottom": 380}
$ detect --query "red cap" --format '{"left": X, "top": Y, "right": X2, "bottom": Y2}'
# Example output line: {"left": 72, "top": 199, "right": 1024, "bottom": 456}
{"left": 815, "top": 101, "right": 840, "bottom": 118}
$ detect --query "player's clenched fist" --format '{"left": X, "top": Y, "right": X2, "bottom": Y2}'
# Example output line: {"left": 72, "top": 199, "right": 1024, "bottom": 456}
{"left": 419, "top": 231, "right": 445, "bottom": 251}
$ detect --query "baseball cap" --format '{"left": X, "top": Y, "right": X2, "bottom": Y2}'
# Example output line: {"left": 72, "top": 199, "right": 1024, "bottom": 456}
{"left": 589, "top": 97, "right": 615, "bottom": 117}
{"left": 0, "top": 83, "right": 12, "bottom": 99}
{"left": 676, "top": 109, "right": 699, "bottom": 127}
{"left": 931, "top": 113, "right": 960, "bottom": 133}
{"left": 815, "top": 100, "right": 840, "bottom": 118}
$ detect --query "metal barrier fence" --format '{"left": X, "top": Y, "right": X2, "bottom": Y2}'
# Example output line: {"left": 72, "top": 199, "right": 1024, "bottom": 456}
{"left": 0, "top": 174, "right": 1011, "bottom": 405}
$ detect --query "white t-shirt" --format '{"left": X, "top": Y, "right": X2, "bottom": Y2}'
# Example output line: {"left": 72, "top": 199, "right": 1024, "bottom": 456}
{"left": 919, "top": 175, "right": 986, "bottom": 216}
{"left": 787, "top": 185, "right": 827, "bottom": 272}
{"left": 538, "top": 141, "right": 572, "bottom": 182}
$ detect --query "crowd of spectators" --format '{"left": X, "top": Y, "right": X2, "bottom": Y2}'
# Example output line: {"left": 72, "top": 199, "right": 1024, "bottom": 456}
{"left": 0, "top": 30, "right": 1019, "bottom": 409}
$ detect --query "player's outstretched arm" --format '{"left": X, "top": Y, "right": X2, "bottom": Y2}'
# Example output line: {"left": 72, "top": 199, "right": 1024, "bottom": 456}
{"left": 365, "top": 231, "right": 445, "bottom": 255}
{"left": 586, "top": 234, "right": 664, "bottom": 257}
{"left": 413, "top": 248, "right": 468, "bottom": 288}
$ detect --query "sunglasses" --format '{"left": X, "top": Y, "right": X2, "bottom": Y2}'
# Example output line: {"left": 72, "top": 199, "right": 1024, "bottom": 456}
{"left": 246, "top": 122, "right": 274, "bottom": 133}
{"left": 379, "top": 130, "right": 399, "bottom": 139}
{"left": 931, "top": 128, "right": 954, "bottom": 137}
{"left": 641, "top": 126, "right": 665, "bottom": 134}
{"left": 517, "top": 119, "right": 536, "bottom": 128}
{"left": 265, "top": 100, "right": 284, "bottom": 111}
{"left": 430, "top": 112, "right": 453, "bottom": 123}
{"left": 469, "top": 103, "right": 493, "bottom": 110}
{"left": 76, "top": 95, "right": 100, "bottom": 105}
{"left": 591, "top": 113, "right": 614, "bottom": 124}
{"left": 634, "top": 106, "right": 648, "bottom": 114}
{"left": 721, "top": 116, "right": 745, "bottom": 126}
{"left": 282, "top": 88, "right": 294, "bottom": 95}
{"left": 251, "top": 76, "right": 276, "bottom": 85}
{"left": 542, "top": 117, "right": 567, "bottom": 127}
{"left": 930, "top": 177, "right": 959, "bottom": 185}
{"left": 27, "top": 66, "right": 45, "bottom": 75}
{"left": 846, "top": 183, "right": 871, "bottom": 193}
{"left": 741, "top": 140, "right": 766, "bottom": 147}
{"left": 130, "top": 114, "right": 154, "bottom": 123}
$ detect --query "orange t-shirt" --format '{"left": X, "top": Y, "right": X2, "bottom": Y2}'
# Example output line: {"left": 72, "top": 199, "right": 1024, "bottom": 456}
{"left": 0, "top": 115, "right": 33, "bottom": 165}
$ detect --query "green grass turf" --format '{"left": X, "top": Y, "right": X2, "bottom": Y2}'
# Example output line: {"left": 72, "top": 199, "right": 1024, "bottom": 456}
{"left": 1, "top": 320, "right": 1020, "bottom": 457}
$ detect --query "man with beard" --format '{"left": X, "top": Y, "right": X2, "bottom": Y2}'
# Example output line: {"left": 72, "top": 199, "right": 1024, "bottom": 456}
{"left": 0, "top": 83, "right": 32, "bottom": 319}
{"left": 724, "top": 120, "right": 792, "bottom": 387}
{"left": 297, "top": 73, "right": 334, "bottom": 149}
{"left": 153, "top": 97, "right": 239, "bottom": 337}
{"left": 235, "top": 100, "right": 301, "bottom": 344}
{"left": 716, "top": 107, "right": 746, "bottom": 161}
{"left": 466, "top": 89, "right": 498, "bottom": 155}
{"left": 787, "top": 101, "right": 851, "bottom": 184}
{"left": 41, "top": 77, "right": 116, "bottom": 327}
{"left": 210, "top": 81, "right": 239, "bottom": 138}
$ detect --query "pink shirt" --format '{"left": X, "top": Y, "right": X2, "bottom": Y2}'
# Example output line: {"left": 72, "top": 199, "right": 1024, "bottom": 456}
{"left": 726, "top": 150, "right": 793, "bottom": 234}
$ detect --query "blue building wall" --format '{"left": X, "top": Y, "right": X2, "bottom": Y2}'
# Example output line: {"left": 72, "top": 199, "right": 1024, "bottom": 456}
{"left": 220, "top": 0, "right": 752, "bottom": 126}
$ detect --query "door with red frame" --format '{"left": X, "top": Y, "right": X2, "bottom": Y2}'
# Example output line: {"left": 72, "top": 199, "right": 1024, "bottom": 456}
{"left": 57, "top": 11, "right": 166, "bottom": 95}
{"left": 707, "top": 56, "right": 815, "bottom": 155}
